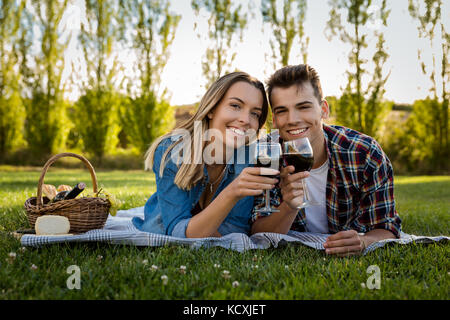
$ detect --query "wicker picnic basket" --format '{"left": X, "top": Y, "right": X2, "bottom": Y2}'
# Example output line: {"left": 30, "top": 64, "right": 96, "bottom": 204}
{"left": 24, "top": 152, "right": 111, "bottom": 234}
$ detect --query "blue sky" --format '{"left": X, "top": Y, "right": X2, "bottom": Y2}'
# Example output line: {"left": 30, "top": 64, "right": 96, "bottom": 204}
{"left": 159, "top": 0, "right": 449, "bottom": 105}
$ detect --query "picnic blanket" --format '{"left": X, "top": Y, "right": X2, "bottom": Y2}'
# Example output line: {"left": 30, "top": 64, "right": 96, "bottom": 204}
{"left": 20, "top": 207, "right": 449, "bottom": 254}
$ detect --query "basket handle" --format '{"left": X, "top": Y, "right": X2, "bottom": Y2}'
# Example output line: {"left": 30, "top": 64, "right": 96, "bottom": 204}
{"left": 36, "top": 152, "right": 99, "bottom": 206}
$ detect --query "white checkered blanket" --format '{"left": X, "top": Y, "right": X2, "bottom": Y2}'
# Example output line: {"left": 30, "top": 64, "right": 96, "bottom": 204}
{"left": 20, "top": 207, "right": 449, "bottom": 254}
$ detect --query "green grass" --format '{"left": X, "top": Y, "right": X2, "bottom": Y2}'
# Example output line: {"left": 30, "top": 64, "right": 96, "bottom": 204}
{"left": 0, "top": 169, "right": 449, "bottom": 299}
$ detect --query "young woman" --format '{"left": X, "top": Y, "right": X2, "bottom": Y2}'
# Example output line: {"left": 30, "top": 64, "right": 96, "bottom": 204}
{"left": 132, "top": 72, "right": 279, "bottom": 238}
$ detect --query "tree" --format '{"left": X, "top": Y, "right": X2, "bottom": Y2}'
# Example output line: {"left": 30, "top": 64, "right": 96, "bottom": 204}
{"left": 120, "top": 0, "right": 180, "bottom": 95}
{"left": 261, "top": 0, "right": 308, "bottom": 131}
{"left": 191, "top": 0, "right": 248, "bottom": 88}
{"left": 408, "top": 0, "right": 449, "bottom": 170}
{"left": 0, "top": 0, "right": 25, "bottom": 158}
{"left": 74, "top": 0, "right": 122, "bottom": 162}
{"left": 261, "top": 0, "right": 309, "bottom": 68}
{"left": 21, "top": 0, "right": 71, "bottom": 155}
{"left": 121, "top": 93, "right": 174, "bottom": 154}
{"left": 118, "top": 0, "right": 178, "bottom": 154}
{"left": 74, "top": 89, "right": 121, "bottom": 162}
{"left": 326, "top": 0, "right": 391, "bottom": 138}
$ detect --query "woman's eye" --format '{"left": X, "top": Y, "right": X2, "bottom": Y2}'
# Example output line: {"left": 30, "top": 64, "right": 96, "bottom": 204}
{"left": 251, "top": 112, "right": 261, "bottom": 119}
{"left": 231, "top": 104, "right": 241, "bottom": 109}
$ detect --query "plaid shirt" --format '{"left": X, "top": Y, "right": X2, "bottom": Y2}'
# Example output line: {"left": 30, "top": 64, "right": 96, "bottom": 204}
{"left": 252, "top": 124, "right": 402, "bottom": 238}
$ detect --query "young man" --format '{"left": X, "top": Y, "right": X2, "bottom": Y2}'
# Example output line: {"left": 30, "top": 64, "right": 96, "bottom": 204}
{"left": 251, "top": 64, "right": 402, "bottom": 257}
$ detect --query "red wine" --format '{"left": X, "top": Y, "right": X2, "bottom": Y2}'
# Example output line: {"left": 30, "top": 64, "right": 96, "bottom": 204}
{"left": 51, "top": 182, "right": 86, "bottom": 203}
{"left": 257, "top": 156, "right": 280, "bottom": 178}
{"left": 282, "top": 153, "right": 314, "bottom": 173}
{"left": 65, "top": 182, "right": 86, "bottom": 199}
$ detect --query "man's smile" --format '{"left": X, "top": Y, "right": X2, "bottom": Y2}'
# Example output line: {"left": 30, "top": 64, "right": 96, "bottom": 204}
{"left": 286, "top": 127, "right": 309, "bottom": 137}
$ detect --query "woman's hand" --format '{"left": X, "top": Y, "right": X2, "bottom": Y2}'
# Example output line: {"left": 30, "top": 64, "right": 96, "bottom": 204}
{"left": 225, "top": 167, "right": 279, "bottom": 201}
{"left": 279, "top": 165, "right": 310, "bottom": 209}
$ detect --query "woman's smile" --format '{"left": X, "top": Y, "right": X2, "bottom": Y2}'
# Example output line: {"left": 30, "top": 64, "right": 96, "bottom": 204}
{"left": 227, "top": 126, "right": 246, "bottom": 136}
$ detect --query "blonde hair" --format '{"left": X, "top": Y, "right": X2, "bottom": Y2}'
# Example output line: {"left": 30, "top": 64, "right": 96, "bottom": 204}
{"left": 145, "top": 72, "right": 269, "bottom": 190}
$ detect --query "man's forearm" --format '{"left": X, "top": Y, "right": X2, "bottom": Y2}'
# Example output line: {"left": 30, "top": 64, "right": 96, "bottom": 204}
{"left": 251, "top": 202, "right": 298, "bottom": 234}
{"left": 362, "top": 229, "right": 396, "bottom": 247}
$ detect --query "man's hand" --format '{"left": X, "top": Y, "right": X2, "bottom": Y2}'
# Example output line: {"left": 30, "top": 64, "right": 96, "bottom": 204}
{"left": 279, "top": 165, "right": 310, "bottom": 209}
{"left": 323, "top": 230, "right": 366, "bottom": 257}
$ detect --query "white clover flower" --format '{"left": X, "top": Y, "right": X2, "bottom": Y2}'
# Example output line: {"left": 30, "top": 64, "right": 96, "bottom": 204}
{"left": 6, "top": 252, "right": 17, "bottom": 264}
{"left": 284, "top": 265, "right": 289, "bottom": 270}
{"left": 96, "top": 255, "right": 103, "bottom": 261}
{"left": 142, "top": 259, "right": 148, "bottom": 265}
{"left": 179, "top": 265, "right": 187, "bottom": 274}
{"left": 232, "top": 281, "right": 240, "bottom": 288}
{"left": 30, "top": 264, "right": 38, "bottom": 270}
{"left": 251, "top": 265, "right": 259, "bottom": 269}
{"left": 151, "top": 265, "right": 159, "bottom": 271}
{"left": 214, "top": 263, "right": 221, "bottom": 268}
{"left": 222, "top": 270, "right": 231, "bottom": 279}
{"left": 161, "top": 275, "right": 168, "bottom": 285}
{"left": 20, "top": 247, "right": 26, "bottom": 253}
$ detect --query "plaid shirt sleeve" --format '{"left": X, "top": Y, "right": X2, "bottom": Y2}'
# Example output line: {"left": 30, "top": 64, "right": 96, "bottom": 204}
{"left": 351, "top": 139, "right": 402, "bottom": 238}
{"left": 251, "top": 183, "right": 308, "bottom": 232}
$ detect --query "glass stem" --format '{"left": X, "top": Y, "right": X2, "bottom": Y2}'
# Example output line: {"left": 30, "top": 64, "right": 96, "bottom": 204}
{"left": 265, "top": 189, "right": 270, "bottom": 208}
{"left": 302, "top": 179, "right": 309, "bottom": 202}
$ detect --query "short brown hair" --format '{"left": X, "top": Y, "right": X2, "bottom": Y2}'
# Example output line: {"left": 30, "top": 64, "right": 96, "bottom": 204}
{"left": 266, "top": 64, "right": 323, "bottom": 105}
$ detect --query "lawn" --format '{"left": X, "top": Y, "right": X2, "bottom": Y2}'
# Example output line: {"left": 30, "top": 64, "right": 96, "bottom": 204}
{"left": 0, "top": 167, "right": 449, "bottom": 300}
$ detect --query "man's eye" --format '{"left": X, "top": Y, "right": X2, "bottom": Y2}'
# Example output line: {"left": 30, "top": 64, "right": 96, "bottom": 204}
{"left": 274, "top": 109, "right": 286, "bottom": 114}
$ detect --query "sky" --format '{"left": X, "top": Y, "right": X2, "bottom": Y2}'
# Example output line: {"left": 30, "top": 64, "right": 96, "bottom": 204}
{"left": 60, "top": 0, "right": 449, "bottom": 106}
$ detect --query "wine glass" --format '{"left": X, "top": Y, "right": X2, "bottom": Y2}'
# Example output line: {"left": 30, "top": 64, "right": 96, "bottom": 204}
{"left": 254, "top": 141, "right": 282, "bottom": 214}
{"left": 282, "top": 137, "right": 318, "bottom": 208}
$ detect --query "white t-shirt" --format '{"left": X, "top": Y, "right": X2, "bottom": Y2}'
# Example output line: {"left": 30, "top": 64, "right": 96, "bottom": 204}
{"left": 304, "top": 159, "right": 329, "bottom": 234}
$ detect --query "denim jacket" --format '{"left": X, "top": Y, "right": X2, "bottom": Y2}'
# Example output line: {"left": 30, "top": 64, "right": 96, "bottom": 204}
{"left": 132, "top": 135, "right": 255, "bottom": 238}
